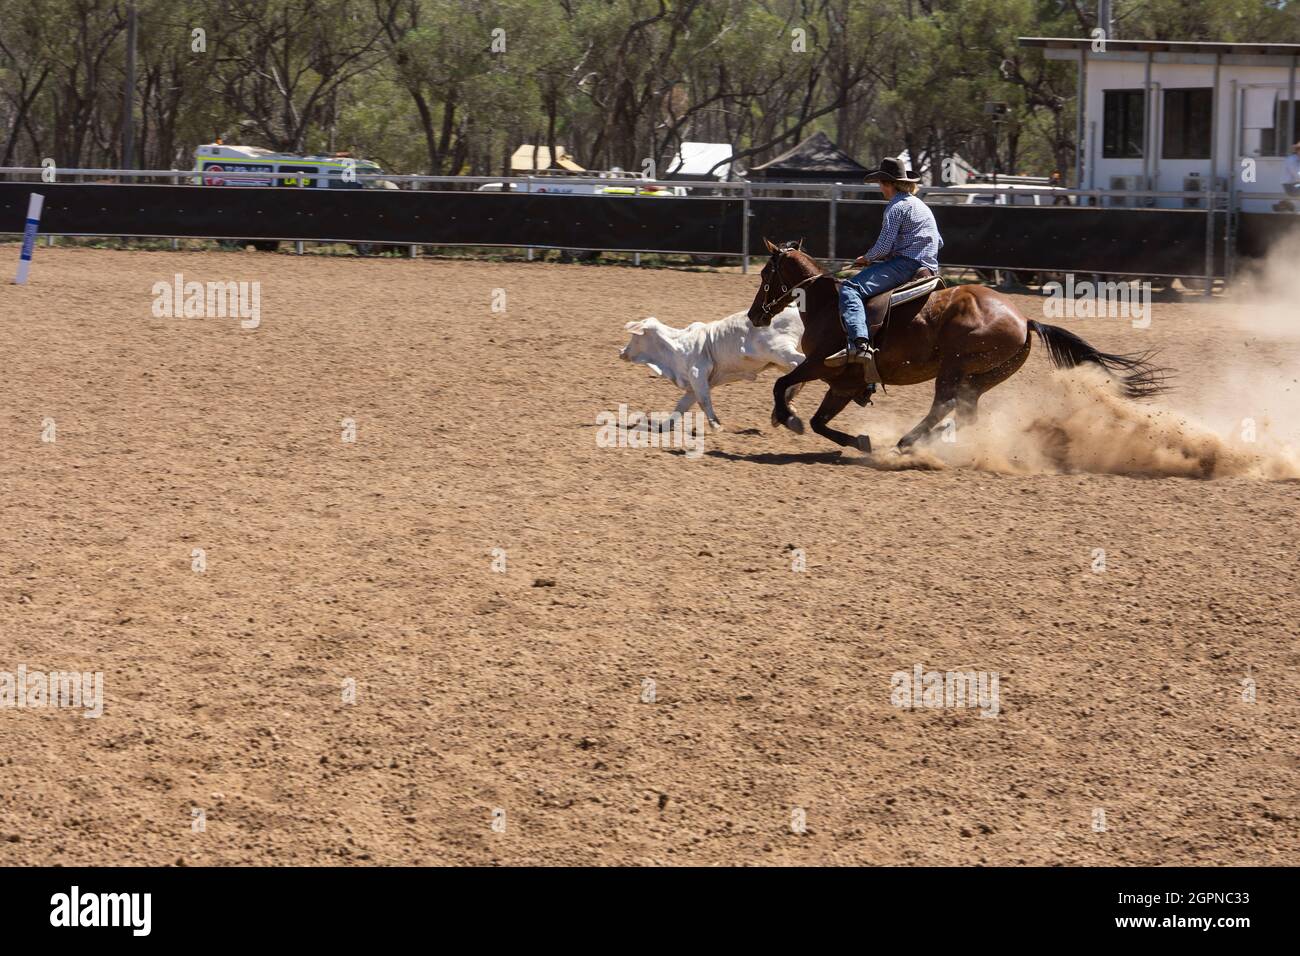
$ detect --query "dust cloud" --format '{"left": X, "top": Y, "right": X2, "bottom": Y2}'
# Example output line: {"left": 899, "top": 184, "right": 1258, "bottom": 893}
{"left": 878, "top": 241, "right": 1300, "bottom": 479}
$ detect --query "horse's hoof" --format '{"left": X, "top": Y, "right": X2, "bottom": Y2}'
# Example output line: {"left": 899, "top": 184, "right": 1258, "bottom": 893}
{"left": 854, "top": 434, "right": 872, "bottom": 453}
{"left": 708, "top": 420, "right": 723, "bottom": 432}
{"left": 786, "top": 415, "right": 805, "bottom": 434}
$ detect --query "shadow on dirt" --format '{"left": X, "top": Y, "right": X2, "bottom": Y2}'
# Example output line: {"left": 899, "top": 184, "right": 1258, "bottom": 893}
{"left": 703, "top": 449, "right": 849, "bottom": 466}
{"left": 703, "top": 447, "right": 946, "bottom": 470}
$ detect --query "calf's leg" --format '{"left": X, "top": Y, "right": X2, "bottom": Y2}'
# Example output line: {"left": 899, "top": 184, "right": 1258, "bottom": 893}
{"left": 688, "top": 367, "right": 722, "bottom": 429}
{"left": 645, "top": 391, "right": 699, "bottom": 432}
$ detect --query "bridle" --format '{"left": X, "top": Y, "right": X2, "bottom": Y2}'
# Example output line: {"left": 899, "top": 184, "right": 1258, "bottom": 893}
{"left": 756, "top": 248, "right": 824, "bottom": 323}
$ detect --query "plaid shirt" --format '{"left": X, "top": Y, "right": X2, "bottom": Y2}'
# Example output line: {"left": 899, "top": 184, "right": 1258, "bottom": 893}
{"left": 866, "top": 192, "right": 942, "bottom": 269}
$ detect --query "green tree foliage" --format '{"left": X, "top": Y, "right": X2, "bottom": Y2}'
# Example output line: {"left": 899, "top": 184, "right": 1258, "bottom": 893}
{"left": 1, "top": 0, "right": 1296, "bottom": 178}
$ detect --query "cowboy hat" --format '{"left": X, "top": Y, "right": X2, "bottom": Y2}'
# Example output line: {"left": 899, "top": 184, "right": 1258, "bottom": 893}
{"left": 862, "top": 155, "right": 920, "bottom": 184}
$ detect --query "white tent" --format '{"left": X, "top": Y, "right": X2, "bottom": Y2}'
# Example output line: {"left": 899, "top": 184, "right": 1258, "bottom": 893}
{"left": 666, "top": 142, "right": 734, "bottom": 180}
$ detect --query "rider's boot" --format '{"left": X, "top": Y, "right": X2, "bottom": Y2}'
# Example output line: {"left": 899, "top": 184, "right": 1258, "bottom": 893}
{"left": 825, "top": 338, "right": 881, "bottom": 382}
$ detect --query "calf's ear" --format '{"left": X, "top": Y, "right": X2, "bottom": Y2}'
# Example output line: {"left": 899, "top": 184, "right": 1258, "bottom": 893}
{"left": 625, "top": 320, "right": 646, "bottom": 334}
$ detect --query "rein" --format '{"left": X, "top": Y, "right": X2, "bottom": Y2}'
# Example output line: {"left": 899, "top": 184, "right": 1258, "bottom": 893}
{"left": 757, "top": 261, "right": 826, "bottom": 322}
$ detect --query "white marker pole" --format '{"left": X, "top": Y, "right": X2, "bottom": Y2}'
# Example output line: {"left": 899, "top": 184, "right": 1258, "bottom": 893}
{"left": 14, "top": 192, "right": 45, "bottom": 285}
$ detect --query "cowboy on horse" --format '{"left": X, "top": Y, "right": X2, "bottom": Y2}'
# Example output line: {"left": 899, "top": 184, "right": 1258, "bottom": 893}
{"left": 825, "top": 155, "right": 943, "bottom": 379}
{"left": 746, "top": 177, "right": 1168, "bottom": 453}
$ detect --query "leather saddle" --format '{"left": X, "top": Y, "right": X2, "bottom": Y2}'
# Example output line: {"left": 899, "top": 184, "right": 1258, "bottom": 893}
{"left": 865, "top": 268, "right": 943, "bottom": 343}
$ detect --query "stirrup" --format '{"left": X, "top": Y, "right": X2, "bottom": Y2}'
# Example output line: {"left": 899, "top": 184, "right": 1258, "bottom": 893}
{"left": 825, "top": 341, "right": 875, "bottom": 370}
{"left": 857, "top": 352, "right": 882, "bottom": 384}
{"left": 825, "top": 347, "right": 851, "bottom": 368}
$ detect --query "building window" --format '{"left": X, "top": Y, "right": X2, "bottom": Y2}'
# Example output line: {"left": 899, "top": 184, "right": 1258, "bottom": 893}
{"left": 1103, "top": 90, "right": 1145, "bottom": 158}
{"left": 1162, "top": 88, "right": 1213, "bottom": 159}
{"left": 1262, "top": 100, "right": 1299, "bottom": 156}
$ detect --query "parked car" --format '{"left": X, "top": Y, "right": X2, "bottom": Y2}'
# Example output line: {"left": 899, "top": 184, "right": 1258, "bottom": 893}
{"left": 961, "top": 183, "right": 1075, "bottom": 206}
{"left": 475, "top": 179, "right": 685, "bottom": 197}
{"left": 924, "top": 182, "right": 1075, "bottom": 207}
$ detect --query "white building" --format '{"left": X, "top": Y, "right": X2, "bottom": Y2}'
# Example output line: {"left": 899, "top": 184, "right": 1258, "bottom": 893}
{"left": 1021, "top": 37, "right": 1299, "bottom": 212}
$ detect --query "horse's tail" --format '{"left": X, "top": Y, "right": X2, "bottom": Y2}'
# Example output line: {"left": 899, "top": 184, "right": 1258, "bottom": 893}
{"left": 1028, "top": 321, "right": 1171, "bottom": 400}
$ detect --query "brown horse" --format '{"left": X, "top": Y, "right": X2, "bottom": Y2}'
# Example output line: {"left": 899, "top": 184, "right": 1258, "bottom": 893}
{"left": 746, "top": 239, "right": 1168, "bottom": 452}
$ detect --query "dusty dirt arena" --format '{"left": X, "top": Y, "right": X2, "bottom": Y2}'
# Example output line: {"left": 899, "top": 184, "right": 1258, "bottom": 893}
{"left": 1, "top": 247, "right": 1297, "bottom": 866}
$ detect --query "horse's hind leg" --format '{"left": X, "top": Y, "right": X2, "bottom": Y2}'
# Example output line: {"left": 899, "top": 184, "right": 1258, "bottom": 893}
{"left": 955, "top": 381, "right": 982, "bottom": 428}
{"left": 897, "top": 372, "right": 960, "bottom": 450}
{"left": 810, "top": 389, "right": 870, "bottom": 451}
{"left": 956, "top": 337, "right": 1033, "bottom": 428}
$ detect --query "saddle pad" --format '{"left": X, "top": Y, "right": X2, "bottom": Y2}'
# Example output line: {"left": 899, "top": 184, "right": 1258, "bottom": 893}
{"left": 888, "top": 275, "right": 942, "bottom": 307}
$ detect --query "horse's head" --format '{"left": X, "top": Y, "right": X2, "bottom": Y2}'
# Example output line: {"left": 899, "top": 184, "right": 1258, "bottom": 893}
{"left": 747, "top": 237, "right": 818, "bottom": 327}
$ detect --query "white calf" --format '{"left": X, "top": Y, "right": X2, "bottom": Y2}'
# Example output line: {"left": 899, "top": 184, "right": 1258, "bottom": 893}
{"left": 619, "top": 306, "right": 805, "bottom": 428}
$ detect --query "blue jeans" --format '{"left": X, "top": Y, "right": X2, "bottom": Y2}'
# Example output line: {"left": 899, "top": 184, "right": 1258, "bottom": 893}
{"left": 839, "top": 256, "right": 923, "bottom": 342}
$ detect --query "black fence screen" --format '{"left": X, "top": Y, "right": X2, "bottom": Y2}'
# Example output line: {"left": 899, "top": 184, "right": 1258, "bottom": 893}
{"left": 1237, "top": 211, "right": 1300, "bottom": 261}
{"left": 0, "top": 182, "right": 1255, "bottom": 277}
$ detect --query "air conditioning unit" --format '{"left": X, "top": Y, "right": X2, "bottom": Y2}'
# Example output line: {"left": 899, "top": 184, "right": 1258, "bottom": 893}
{"left": 1183, "top": 174, "right": 1230, "bottom": 209}
{"left": 1109, "top": 175, "right": 1140, "bottom": 207}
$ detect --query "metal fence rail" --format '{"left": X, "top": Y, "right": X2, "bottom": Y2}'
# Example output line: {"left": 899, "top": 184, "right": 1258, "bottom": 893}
{"left": 2, "top": 167, "right": 1297, "bottom": 281}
